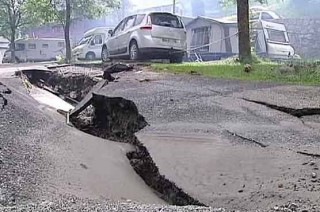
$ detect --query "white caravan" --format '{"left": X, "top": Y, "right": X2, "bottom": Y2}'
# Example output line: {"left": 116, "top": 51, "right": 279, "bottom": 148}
{"left": 3, "top": 38, "right": 66, "bottom": 62}
{"left": 0, "top": 37, "right": 9, "bottom": 64}
{"left": 253, "top": 20, "right": 298, "bottom": 60}
{"left": 73, "top": 27, "right": 113, "bottom": 60}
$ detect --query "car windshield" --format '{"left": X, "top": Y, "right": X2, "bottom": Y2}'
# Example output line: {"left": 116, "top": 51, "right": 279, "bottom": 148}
{"left": 78, "top": 35, "right": 92, "bottom": 45}
{"left": 267, "top": 29, "right": 288, "bottom": 43}
{"left": 150, "top": 13, "right": 183, "bottom": 28}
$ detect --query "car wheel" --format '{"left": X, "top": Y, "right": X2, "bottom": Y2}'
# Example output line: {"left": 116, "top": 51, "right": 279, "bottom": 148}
{"left": 86, "top": 52, "right": 96, "bottom": 60}
{"left": 129, "top": 41, "right": 140, "bottom": 61}
{"left": 170, "top": 55, "right": 183, "bottom": 64}
{"left": 101, "top": 46, "right": 110, "bottom": 62}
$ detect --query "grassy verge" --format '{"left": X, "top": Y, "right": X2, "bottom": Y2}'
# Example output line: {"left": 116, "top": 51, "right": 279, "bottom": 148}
{"left": 152, "top": 60, "right": 320, "bottom": 86}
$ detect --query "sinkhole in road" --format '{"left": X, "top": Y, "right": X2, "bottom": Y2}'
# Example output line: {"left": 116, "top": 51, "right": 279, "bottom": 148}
{"left": 19, "top": 67, "right": 205, "bottom": 206}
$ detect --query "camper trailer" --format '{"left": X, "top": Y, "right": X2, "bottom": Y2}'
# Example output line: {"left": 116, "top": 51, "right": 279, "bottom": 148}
{"left": 3, "top": 38, "right": 66, "bottom": 62}
{"left": 185, "top": 17, "right": 297, "bottom": 61}
{"left": 0, "top": 37, "right": 9, "bottom": 64}
{"left": 185, "top": 17, "right": 238, "bottom": 61}
{"left": 252, "top": 20, "right": 295, "bottom": 59}
{"left": 72, "top": 27, "right": 113, "bottom": 60}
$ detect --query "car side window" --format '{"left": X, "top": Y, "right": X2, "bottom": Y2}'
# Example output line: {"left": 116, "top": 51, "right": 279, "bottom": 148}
{"left": 134, "top": 14, "right": 145, "bottom": 26}
{"left": 113, "top": 20, "right": 126, "bottom": 36}
{"left": 123, "top": 15, "right": 136, "bottom": 31}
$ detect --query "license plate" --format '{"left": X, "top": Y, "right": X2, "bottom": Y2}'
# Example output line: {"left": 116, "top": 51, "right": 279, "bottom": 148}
{"left": 162, "top": 38, "right": 178, "bottom": 43}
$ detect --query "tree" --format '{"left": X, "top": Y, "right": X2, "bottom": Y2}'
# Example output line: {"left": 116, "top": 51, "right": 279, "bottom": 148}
{"left": 220, "top": 0, "right": 267, "bottom": 62}
{"left": 26, "top": 0, "right": 118, "bottom": 63}
{"left": 237, "top": 0, "right": 251, "bottom": 62}
{"left": 0, "top": 0, "right": 32, "bottom": 62}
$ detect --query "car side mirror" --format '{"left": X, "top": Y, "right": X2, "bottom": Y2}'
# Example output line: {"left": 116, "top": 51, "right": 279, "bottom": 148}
{"left": 91, "top": 40, "right": 95, "bottom": 46}
{"left": 108, "top": 29, "right": 113, "bottom": 36}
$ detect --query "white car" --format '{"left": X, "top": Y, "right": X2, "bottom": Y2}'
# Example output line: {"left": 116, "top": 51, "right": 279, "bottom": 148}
{"left": 251, "top": 10, "right": 281, "bottom": 21}
{"left": 102, "top": 12, "right": 187, "bottom": 63}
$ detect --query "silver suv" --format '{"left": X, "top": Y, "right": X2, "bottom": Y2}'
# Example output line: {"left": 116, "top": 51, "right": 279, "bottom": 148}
{"left": 102, "top": 12, "right": 187, "bottom": 63}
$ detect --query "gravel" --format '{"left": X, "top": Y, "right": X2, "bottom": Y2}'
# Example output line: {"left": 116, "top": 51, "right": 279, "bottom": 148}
{"left": 0, "top": 195, "right": 223, "bottom": 212}
{"left": 0, "top": 79, "right": 49, "bottom": 206}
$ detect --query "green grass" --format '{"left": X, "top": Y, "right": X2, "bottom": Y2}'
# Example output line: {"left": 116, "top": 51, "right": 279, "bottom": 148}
{"left": 152, "top": 60, "right": 320, "bottom": 86}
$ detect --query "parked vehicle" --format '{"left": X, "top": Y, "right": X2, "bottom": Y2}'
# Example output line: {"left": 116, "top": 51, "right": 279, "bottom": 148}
{"left": 102, "top": 12, "right": 187, "bottom": 63}
{"left": 223, "top": 9, "right": 281, "bottom": 22}
{"left": 72, "top": 27, "right": 113, "bottom": 60}
{"left": 3, "top": 38, "right": 66, "bottom": 63}
{"left": 0, "top": 37, "right": 9, "bottom": 64}
{"left": 251, "top": 10, "right": 281, "bottom": 21}
{"left": 253, "top": 20, "right": 298, "bottom": 60}
{"left": 185, "top": 17, "right": 297, "bottom": 61}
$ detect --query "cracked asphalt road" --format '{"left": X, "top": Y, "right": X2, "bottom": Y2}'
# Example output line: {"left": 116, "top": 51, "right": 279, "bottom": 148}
{"left": 1, "top": 64, "right": 320, "bottom": 211}
{"left": 0, "top": 67, "right": 165, "bottom": 210}
{"left": 99, "top": 70, "right": 320, "bottom": 211}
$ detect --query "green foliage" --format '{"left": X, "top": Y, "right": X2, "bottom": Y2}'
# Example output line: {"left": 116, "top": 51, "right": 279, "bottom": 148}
{"left": 219, "top": 0, "right": 268, "bottom": 7}
{"left": 0, "top": 0, "right": 34, "bottom": 39}
{"left": 152, "top": 60, "right": 320, "bottom": 86}
{"left": 279, "top": 0, "right": 320, "bottom": 18}
{"left": 25, "top": 0, "right": 119, "bottom": 25}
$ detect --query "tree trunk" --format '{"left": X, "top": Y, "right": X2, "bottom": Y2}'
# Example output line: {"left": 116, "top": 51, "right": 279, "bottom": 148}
{"left": 10, "top": 28, "right": 16, "bottom": 63}
{"left": 237, "top": 0, "right": 251, "bottom": 63}
{"left": 64, "top": 0, "right": 72, "bottom": 63}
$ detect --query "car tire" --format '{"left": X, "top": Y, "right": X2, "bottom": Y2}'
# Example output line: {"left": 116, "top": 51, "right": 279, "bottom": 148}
{"left": 170, "top": 55, "right": 183, "bottom": 64}
{"left": 86, "top": 52, "right": 96, "bottom": 60}
{"left": 101, "top": 46, "right": 110, "bottom": 62}
{"left": 129, "top": 41, "right": 140, "bottom": 61}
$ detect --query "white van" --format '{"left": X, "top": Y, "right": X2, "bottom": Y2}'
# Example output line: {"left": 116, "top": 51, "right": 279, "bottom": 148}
{"left": 3, "top": 38, "right": 66, "bottom": 62}
{"left": 253, "top": 20, "right": 298, "bottom": 60}
{"left": 72, "top": 27, "right": 113, "bottom": 60}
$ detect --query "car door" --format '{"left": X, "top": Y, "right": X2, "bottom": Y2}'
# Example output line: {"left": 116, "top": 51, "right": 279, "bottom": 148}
{"left": 89, "top": 34, "right": 104, "bottom": 58}
{"left": 117, "top": 15, "right": 137, "bottom": 55}
{"left": 107, "top": 19, "right": 126, "bottom": 55}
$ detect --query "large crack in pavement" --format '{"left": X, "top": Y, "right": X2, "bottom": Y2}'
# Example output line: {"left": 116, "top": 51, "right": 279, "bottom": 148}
{"left": 242, "top": 98, "right": 320, "bottom": 118}
{"left": 0, "top": 82, "right": 11, "bottom": 110}
{"left": 20, "top": 67, "right": 206, "bottom": 207}
{"left": 16, "top": 69, "right": 99, "bottom": 104}
{"left": 0, "top": 94, "right": 8, "bottom": 110}
{"left": 225, "top": 130, "right": 268, "bottom": 148}
{"left": 70, "top": 93, "right": 205, "bottom": 206}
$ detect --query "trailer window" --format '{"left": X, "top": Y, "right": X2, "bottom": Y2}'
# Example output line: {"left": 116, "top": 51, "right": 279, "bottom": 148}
{"left": 191, "top": 26, "right": 210, "bottom": 52}
{"left": 58, "top": 42, "right": 65, "bottom": 47}
{"left": 28, "top": 43, "right": 36, "bottom": 49}
{"left": 267, "top": 29, "right": 288, "bottom": 43}
{"left": 42, "top": 44, "right": 49, "bottom": 48}
{"left": 16, "top": 43, "right": 25, "bottom": 51}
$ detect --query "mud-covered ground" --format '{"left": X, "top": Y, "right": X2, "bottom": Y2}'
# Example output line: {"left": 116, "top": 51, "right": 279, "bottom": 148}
{"left": 1, "top": 63, "right": 320, "bottom": 211}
